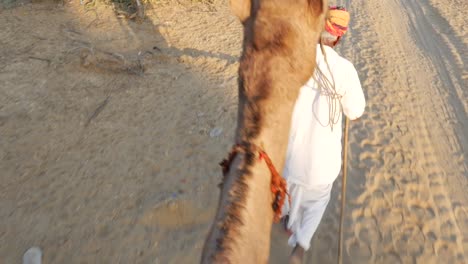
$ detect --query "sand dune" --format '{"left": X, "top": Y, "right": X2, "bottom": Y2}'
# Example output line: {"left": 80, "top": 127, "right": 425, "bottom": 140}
{"left": 0, "top": 0, "right": 466, "bottom": 263}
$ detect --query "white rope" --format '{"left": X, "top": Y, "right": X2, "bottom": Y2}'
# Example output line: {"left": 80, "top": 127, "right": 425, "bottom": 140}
{"left": 314, "top": 40, "right": 348, "bottom": 264}
{"left": 307, "top": 4, "right": 351, "bottom": 263}
{"left": 309, "top": 42, "right": 343, "bottom": 131}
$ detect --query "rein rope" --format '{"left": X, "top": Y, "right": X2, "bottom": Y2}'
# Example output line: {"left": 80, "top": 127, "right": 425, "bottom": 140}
{"left": 220, "top": 144, "right": 290, "bottom": 223}
{"left": 314, "top": 38, "right": 349, "bottom": 264}
{"left": 310, "top": 31, "right": 350, "bottom": 264}
{"left": 310, "top": 42, "right": 343, "bottom": 131}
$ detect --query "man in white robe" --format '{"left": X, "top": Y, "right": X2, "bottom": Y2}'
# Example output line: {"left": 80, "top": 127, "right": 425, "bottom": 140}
{"left": 282, "top": 6, "right": 366, "bottom": 262}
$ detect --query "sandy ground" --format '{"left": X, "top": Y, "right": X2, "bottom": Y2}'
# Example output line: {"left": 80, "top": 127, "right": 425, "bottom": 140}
{"left": 0, "top": 0, "right": 466, "bottom": 263}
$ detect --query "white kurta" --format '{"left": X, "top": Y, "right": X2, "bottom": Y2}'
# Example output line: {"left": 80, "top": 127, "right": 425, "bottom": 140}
{"left": 282, "top": 44, "right": 366, "bottom": 250}
{"left": 283, "top": 44, "right": 366, "bottom": 188}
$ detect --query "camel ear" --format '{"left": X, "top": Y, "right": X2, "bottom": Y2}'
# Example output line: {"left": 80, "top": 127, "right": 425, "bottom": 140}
{"left": 230, "top": 0, "right": 251, "bottom": 22}
{"left": 308, "top": 0, "right": 327, "bottom": 16}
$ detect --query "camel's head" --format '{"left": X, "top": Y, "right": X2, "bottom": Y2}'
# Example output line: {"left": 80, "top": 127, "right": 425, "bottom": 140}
{"left": 230, "top": 0, "right": 327, "bottom": 87}
{"left": 230, "top": 0, "right": 327, "bottom": 145}
{"left": 231, "top": 0, "right": 326, "bottom": 26}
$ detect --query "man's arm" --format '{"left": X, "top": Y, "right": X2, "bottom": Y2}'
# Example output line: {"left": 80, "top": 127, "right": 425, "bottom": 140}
{"left": 340, "top": 61, "right": 366, "bottom": 120}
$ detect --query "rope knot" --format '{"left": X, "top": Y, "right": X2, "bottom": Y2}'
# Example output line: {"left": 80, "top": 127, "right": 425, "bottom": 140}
{"left": 220, "top": 145, "right": 290, "bottom": 222}
{"left": 258, "top": 149, "right": 290, "bottom": 222}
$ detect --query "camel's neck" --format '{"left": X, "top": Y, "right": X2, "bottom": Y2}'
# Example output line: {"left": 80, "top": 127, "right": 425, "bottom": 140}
{"left": 201, "top": 91, "right": 299, "bottom": 262}
{"left": 201, "top": 151, "right": 275, "bottom": 262}
{"left": 202, "top": 24, "right": 316, "bottom": 261}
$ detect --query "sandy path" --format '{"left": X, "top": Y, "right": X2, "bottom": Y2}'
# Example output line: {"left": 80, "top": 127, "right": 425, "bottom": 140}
{"left": 346, "top": 0, "right": 467, "bottom": 262}
{"left": 278, "top": 0, "right": 467, "bottom": 263}
{"left": 0, "top": 0, "right": 466, "bottom": 263}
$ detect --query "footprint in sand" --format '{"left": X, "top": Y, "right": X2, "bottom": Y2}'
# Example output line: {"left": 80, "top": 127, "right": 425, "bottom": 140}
{"left": 346, "top": 238, "right": 372, "bottom": 260}
{"left": 139, "top": 199, "right": 212, "bottom": 229}
{"left": 392, "top": 225, "right": 425, "bottom": 257}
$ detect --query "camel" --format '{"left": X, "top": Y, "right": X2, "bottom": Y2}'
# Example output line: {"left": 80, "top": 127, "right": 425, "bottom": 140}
{"left": 201, "top": 0, "right": 327, "bottom": 262}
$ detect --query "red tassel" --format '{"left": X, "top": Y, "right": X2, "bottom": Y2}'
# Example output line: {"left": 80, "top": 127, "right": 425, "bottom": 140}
{"left": 221, "top": 145, "right": 290, "bottom": 222}
{"left": 258, "top": 150, "right": 290, "bottom": 222}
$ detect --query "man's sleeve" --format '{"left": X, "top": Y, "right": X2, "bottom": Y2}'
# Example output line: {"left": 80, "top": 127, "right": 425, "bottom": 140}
{"left": 340, "top": 61, "right": 366, "bottom": 120}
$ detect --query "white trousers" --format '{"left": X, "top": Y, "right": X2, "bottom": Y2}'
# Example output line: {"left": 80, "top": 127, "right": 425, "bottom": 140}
{"left": 282, "top": 183, "right": 332, "bottom": 251}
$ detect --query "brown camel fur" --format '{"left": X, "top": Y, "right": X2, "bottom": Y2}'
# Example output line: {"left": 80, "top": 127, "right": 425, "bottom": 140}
{"left": 201, "top": 0, "right": 327, "bottom": 262}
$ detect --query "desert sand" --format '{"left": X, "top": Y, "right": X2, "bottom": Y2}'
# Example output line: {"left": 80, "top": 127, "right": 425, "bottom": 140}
{"left": 0, "top": 0, "right": 466, "bottom": 263}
